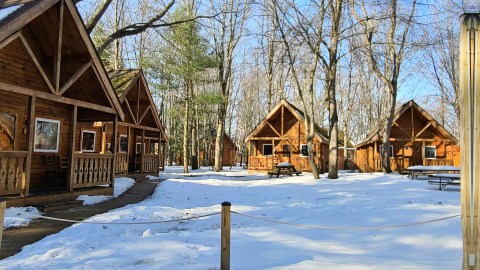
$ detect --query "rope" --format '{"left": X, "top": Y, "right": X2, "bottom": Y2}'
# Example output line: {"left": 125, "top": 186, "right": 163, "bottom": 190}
{"left": 231, "top": 211, "right": 461, "bottom": 231}
{"left": 21, "top": 212, "right": 221, "bottom": 225}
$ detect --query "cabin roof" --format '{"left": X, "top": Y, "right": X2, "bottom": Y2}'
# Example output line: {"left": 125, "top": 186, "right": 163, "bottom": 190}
{"left": 245, "top": 99, "right": 354, "bottom": 148}
{"left": 0, "top": 0, "right": 125, "bottom": 121}
{"left": 356, "top": 100, "right": 459, "bottom": 148}
{"left": 108, "top": 69, "right": 141, "bottom": 97}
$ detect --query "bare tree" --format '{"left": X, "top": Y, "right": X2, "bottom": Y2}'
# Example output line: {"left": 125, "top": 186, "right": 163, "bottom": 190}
{"left": 350, "top": 0, "right": 417, "bottom": 173}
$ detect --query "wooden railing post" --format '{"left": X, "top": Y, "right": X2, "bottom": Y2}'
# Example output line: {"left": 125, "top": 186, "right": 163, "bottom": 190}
{"left": 24, "top": 96, "right": 35, "bottom": 196}
{"left": 67, "top": 105, "right": 77, "bottom": 192}
{"left": 221, "top": 201, "right": 231, "bottom": 270}
{"left": 0, "top": 200, "right": 6, "bottom": 252}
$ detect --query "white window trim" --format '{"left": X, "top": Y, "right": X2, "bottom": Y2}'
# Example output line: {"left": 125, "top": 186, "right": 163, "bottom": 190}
{"left": 300, "top": 144, "right": 308, "bottom": 157}
{"left": 380, "top": 145, "right": 394, "bottom": 158}
{"left": 119, "top": 135, "right": 128, "bottom": 153}
{"left": 80, "top": 130, "right": 96, "bottom": 152}
{"left": 136, "top": 142, "right": 142, "bottom": 154}
{"left": 34, "top": 117, "right": 61, "bottom": 153}
{"left": 262, "top": 144, "right": 273, "bottom": 156}
{"left": 424, "top": 146, "right": 437, "bottom": 159}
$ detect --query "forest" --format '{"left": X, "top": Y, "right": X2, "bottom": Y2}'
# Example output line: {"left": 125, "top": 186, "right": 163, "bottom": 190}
{"left": 76, "top": 0, "right": 461, "bottom": 177}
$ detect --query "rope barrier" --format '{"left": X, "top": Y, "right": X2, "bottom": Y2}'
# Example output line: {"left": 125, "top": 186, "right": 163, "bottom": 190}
{"left": 20, "top": 212, "right": 221, "bottom": 225}
{"left": 231, "top": 211, "right": 461, "bottom": 231}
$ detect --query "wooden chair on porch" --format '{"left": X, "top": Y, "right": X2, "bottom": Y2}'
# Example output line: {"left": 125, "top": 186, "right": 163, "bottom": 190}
{"left": 45, "top": 155, "right": 68, "bottom": 187}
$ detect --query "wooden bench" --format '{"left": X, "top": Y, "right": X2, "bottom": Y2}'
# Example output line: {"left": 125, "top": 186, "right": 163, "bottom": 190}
{"left": 268, "top": 170, "right": 302, "bottom": 178}
{"left": 428, "top": 173, "right": 461, "bottom": 190}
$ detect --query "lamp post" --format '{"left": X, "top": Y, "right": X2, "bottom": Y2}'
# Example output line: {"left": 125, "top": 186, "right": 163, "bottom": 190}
{"left": 460, "top": 13, "right": 480, "bottom": 270}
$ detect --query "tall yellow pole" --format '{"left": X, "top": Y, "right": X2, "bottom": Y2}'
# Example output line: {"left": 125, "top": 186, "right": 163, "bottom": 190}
{"left": 460, "top": 13, "right": 480, "bottom": 269}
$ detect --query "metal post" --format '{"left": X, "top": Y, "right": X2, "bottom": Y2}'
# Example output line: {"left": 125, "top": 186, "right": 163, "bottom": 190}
{"left": 221, "top": 201, "right": 231, "bottom": 270}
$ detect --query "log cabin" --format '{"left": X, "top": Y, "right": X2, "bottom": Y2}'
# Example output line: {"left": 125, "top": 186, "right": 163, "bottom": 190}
{"left": 199, "top": 131, "right": 237, "bottom": 167}
{"left": 355, "top": 100, "right": 460, "bottom": 172}
{"left": 106, "top": 69, "right": 168, "bottom": 174}
{"left": 245, "top": 99, "right": 354, "bottom": 173}
{"left": 0, "top": 0, "right": 126, "bottom": 206}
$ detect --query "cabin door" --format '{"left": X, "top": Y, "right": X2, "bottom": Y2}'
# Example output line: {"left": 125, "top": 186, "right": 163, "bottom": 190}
{"left": 412, "top": 142, "right": 423, "bottom": 166}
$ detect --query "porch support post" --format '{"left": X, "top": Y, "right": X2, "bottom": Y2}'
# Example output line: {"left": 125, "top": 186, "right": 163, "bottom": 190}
{"left": 422, "top": 140, "right": 426, "bottom": 166}
{"left": 111, "top": 116, "right": 118, "bottom": 188}
{"left": 402, "top": 142, "right": 405, "bottom": 170}
{"left": 67, "top": 105, "right": 77, "bottom": 192}
{"left": 24, "top": 96, "right": 35, "bottom": 196}
{"left": 374, "top": 141, "right": 377, "bottom": 171}
{"left": 141, "top": 129, "right": 145, "bottom": 173}
{"left": 127, "top": 126, "right": 131, "bottom": 173}
{"left": 158, "top": 132, "right": 162, "bottom": 171}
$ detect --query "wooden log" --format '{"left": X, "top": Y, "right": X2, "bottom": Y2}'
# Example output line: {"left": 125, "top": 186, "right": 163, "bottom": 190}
{"left": 0, "top": 200, "right": 5, "bottom": 252}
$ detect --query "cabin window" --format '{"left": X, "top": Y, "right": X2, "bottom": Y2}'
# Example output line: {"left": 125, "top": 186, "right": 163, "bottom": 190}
{"left": 150, "top": 143, "right": 159, "bottom": 155}
{"left": 283, "top": 145, "right": 291, "bottom": 157}
{"left": 34, "top": 118, "right": 60, "bottom": 153}
{"left": 136, "top": 142, "right": 142, "bottom": 154}
{"left": 300, "top": 144, "right": 308, "bottom": 157}
{"left": 424, "top": 146, "right": 436, "bottom": 159}
{"left": 119, "top": 135, "right": 128, "bottom": 153}
{"left": 0, "top": 112, "right": 16, "bottom": 151}
{"left": 379, "top": 145, "right": 394, "bottom": 158}
{"left": 249, "top": 143, "right": 254, "bottom": 156}
{"left": 262, "top": 144, "right": 273, "bottom": 156}
{"left": 81, "top": 130, "right": 96, "bottom": 152}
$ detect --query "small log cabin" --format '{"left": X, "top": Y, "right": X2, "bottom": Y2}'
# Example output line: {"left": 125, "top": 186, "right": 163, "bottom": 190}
{"left": 245, "top": 99, "right": 354, "bottom": 172}
{"left": 355, "top": 100, "right": 460, "bottom": 172}
{"left": 106, "top": 69, "right": 168, "bottom": 174}
{"left": 0, "top": 0, "right": 126, "bottom": 206}
{"left": 199, "top": 131, "right": 237, "bottom": 166}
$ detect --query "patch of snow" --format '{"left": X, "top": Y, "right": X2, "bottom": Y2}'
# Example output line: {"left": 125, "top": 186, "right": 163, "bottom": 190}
{"left": 77, "top": 177, "right": 135, "bottom": 205}
{"left": 1, "top": 167, "right": 462, "bottom": 269}
{"left": 3, "top": 206, "right": 40, "bottom": 229}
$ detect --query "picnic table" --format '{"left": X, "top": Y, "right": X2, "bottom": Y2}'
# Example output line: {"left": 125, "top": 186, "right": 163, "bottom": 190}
{"left": 428, "top": 173, "right": 461, "bottom": 190}
{"left": 406, "top": 165, "right": 460, "bottom": 179}
{"left": 268, "top": 162, "right": 302, "bottom": 178}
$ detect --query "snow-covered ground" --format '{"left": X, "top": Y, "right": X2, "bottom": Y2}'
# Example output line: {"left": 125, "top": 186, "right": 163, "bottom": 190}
{"left": 3, "top": 177, "right": 135, "bottom": 229}
{"left": 1, "top": 167, "right": 462, "bottom": 269}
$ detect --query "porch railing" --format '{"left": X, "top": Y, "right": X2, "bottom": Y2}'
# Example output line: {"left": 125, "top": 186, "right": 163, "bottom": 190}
{"left": 248, "top": 156, "right": 274, "bottom": 170}
{"left": 0, "top": 151, "right": 27, "bottom": 196}
{"left": 291, "top": 157, "right": 311, "bottom": 172}
{"left": 142, "top": 154, "right": 159, "bottom": 172}
{"left": 425, "top": 159, "right": 453, "bottom": 166}
{"left": 374, "top": 157, "right": 412, "bottom": 171}
{"left": 72, "top": 153, "right": 113, "bottom": 188}
{"left": 115, "top": 153, "right": 128, "bottom": 174}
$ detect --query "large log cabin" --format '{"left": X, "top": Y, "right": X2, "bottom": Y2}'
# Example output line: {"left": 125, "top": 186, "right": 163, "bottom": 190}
{"left": 106, "top": 69, "right": 168, "bottom": 174}
{"left": 0, "top": 0, "right": 126, "bottom": 206}
{"left": 245, "top": 99, "right": 354, "bottom": 173}
{"left": 355, "top": 100, "right": 460, "bottom": 172}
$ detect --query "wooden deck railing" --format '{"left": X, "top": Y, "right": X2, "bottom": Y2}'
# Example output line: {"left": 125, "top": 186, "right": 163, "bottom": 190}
{"left": 142, "top": 154, "right": 159, "bottom": 172}
{"left": 72, "top": 153, "right": 113, "bottom": 188}
{"left": 291, "top": 157, "right": 310, "bottom": 172}
{"left": 248, "top": 156, "right": 274, "bottom": 170}
{"left": 0, "top": 151, "right": 27, "bottom": 196}
{"left": 115, "top": 153, "right": 128, "bottom": 174}
{"left": 425, "top": 159, "right": 453, "bottom": 166}
{"left": 374, "top": 157, "right": 412, "bottom": 171}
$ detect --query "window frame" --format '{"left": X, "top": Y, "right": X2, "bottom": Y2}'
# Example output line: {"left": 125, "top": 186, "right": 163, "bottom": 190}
{"left": 262, "top": 144, "right": 273, "bottom": 156}
{"left": 283, "top": 144, "right": 291, "bottom": 157}
{"left": 379, "top": 145, "right": 394, "bottom": 158}
{"left": 300, "top": 144, "right": 309, "bottom": 157}
{"left": 33, "top": 117, "right": 61, "bottom": 153}
{"left": 80, "top": 130, "right": 96, "bottom": 153}
{"left": 119, "top": 135, "right": 128, "bottom": 153}
{"left": 424, "top": 146, "right": 437, "bottom": 159}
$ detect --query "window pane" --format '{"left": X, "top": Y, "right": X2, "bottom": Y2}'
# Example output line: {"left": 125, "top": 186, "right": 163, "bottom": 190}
{"left": 425, "top": 146, "right": 436, "bottom": 158}
{"left": 301, "top": 144, "right": 308, "bottom": 156}
{"left": 0, "top": 112, "right": 15, "bottom": 151}
{"left": 34, "top": 118, "right": 60, "bottom": 152}
{"left": 81, "top": 132, "right": 95, "bottom": 151}
{"left": 283, "top": 145, "right": 291, "bottom": 157}
{"left": 263, "top": 144, "right": 273, "bottom": 156}
{"left": 119, "top": 136, "right": 128, "bottom": 152}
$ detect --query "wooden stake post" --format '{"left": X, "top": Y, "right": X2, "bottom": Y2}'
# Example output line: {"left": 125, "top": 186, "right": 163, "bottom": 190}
{"left": 460, "top": 13, "right": 480, "bottom": 269}
{"left": 221, "top": 202, "right": 231, "bottom": 270}
{"left": 0, "top": 200, "right": 6, "bottom": 252}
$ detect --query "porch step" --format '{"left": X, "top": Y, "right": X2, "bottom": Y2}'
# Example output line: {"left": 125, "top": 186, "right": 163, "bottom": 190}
{"left": 34, "top": 200, "right": 84, "bottom": 213}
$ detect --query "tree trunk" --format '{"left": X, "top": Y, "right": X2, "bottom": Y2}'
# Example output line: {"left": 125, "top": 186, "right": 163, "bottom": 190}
{"left": 214, "top": 104, "right": 226, "bottom": 171}
{"left": 381, "top": 89, "right": 396, "bottom": 173}
{"left": 327, "top": 66, "right": 339, "bottom": 179}
{"left": 183, "top": 87, "right": 190, "bottom": 173}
